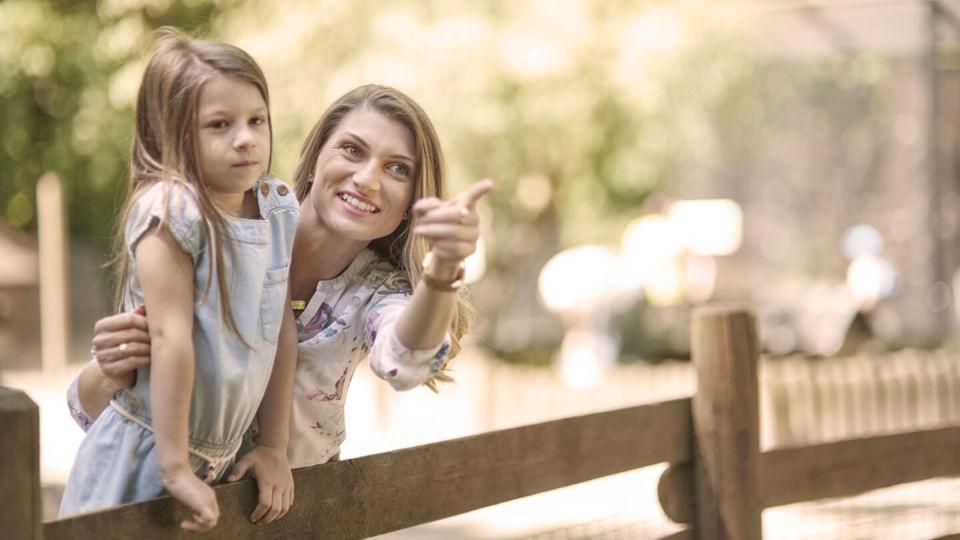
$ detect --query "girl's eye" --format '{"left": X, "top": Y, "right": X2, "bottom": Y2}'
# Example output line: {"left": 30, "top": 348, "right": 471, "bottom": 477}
{"left": 251, "top": 116, "right": 267, "bottom": 126}
{"left": 208, "top": 120, "right": 228, "bottom": 129}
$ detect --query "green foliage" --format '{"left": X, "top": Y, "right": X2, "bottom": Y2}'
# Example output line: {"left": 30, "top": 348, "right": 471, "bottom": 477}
{"left": 0, "top": 0, "right": 222, "bottom": 252}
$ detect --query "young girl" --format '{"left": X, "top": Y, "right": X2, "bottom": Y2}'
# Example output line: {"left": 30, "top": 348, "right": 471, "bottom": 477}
{"left": 59, "top": 29, "right": 298, "bottom": 531}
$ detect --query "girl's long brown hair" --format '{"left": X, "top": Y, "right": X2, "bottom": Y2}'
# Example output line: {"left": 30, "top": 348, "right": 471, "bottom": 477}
{"left": 112, "top": 27, "right": 272, "bottom": 346}
{"left": 291, "top": 84, "right": 472, "bottom": 391}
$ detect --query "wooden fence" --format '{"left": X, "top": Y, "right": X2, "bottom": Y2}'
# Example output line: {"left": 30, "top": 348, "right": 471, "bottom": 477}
{"left": 2, "top": 306, "right": 958, "bottom": 539}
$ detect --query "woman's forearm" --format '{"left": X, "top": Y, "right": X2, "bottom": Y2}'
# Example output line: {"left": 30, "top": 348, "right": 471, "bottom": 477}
{"left": 76, "top": 360, "right": 120, "bottom": 421}
{"left": 394, "top": 267, "right": 459, "bottom": 351}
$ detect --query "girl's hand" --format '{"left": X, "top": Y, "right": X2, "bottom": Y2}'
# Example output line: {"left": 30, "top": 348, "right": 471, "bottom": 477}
{"left": 227, "top": 445, "right": 294, "bottom": 523}
{"left": 91, "top": 305, "right": 152, "bottom": 390}
{"left": 162, "top": 470, "right": 220, "bottom": 532}
{"left": 412, "top": 178, "right": 494, "bottom": 266}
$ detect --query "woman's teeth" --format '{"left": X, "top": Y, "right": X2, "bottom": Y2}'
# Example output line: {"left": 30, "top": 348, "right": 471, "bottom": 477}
{"left": 340, "top": 193, "right": 378, "bottom": 213}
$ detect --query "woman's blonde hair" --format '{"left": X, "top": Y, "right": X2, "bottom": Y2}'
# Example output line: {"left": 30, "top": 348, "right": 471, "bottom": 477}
{"left": 291, "top": 84, "right": 471, "bottom": 390}
{"left": 112, "top": 27, "right": 272, "bottom": 345}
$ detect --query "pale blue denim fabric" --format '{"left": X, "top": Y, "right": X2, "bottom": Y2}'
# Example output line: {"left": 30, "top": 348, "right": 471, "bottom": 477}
{"left": 60, "top": 176, "right": 298, "bottom": 517}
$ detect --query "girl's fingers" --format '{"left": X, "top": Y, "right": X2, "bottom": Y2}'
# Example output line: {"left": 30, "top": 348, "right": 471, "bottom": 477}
{"left": 264, "top": 489, "right": 283, "bottom": 523}
{"left": 226, "top": 457, "right": 253, "bottom": 483}
{"left": 282, "top": 488, "right": 293, "bottom": 518}
{"left": 251, "top": 485, "right": 273, "bottom": 522}
{"left": 180, "top": 519, "right": 204, "bottom": 531}
{"left": 181, "top": 509, "right": 216, "bottom": 531}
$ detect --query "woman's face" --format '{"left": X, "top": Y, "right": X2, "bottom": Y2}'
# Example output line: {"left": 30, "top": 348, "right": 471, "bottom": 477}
{"left": 309, "top": 108, "right": 416, "bottom": 244}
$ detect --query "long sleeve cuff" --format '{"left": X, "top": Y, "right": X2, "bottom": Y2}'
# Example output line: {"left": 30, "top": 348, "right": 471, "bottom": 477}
{"left": 368, "top": 322, "right": 451, "bottom": 391}
{"left": 67, "top": 374, "right": 94, "bottom": 432}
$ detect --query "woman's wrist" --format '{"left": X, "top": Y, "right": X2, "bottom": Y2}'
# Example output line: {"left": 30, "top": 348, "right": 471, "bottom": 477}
{"left": 421, "top": 251, "right": 465, "bottom": 291}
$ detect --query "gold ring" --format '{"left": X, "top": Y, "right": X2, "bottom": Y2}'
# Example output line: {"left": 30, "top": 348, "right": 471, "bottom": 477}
{"left": 119, "top": 343, "right": 130, "bottom": 358}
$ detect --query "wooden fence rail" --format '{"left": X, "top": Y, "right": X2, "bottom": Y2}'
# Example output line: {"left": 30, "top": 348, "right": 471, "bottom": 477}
{"left": 3, "top": 306, "right": 959, "bottom": 539}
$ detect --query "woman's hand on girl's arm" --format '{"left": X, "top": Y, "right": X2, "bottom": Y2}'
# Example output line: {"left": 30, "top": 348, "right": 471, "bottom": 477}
{"left": 136, "top": 225, "right": 212, "bottom": 530}
{"left": 74, "top": 306, "right": 152, "bottom": 423}
{"left": 91, "top": 305, "right": 151, "bottom": 389}
{"left": 227, "top": 300, "right": 297, "bottom": 523}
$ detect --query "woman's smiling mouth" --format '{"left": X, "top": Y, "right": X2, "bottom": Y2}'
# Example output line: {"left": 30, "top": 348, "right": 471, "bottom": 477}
{"left": 338, "top": 192, "right": 380, "bottom": 214}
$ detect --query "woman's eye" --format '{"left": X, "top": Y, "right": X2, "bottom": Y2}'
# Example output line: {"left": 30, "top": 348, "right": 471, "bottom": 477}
{"left": 390, "top": 163, "right": 410, "bottom": 177}
{"left": 342, "top": 144, "right": 361, "bottom": 157}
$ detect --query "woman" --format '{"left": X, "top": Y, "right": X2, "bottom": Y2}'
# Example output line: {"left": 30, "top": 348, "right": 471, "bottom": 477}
{"left": 70, "top": 84, "right": 493, "bottom": 519}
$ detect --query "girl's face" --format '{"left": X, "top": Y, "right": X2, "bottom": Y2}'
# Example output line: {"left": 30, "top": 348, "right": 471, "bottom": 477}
{"left": 309, "top": 108, "right": 416, "bottom": 243}
{"left": 196, "top": 74, "right": 270, "bottom": 211}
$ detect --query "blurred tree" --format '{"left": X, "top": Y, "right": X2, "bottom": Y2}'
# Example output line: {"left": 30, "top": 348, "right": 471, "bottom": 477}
{"left": 0, "top": 0, "right": 223, "bottom": 254}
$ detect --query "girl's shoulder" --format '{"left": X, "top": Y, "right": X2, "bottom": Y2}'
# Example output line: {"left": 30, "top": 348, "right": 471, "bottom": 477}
{"left": 130, "top": 179, "right": 202, "bottom": 219}
{"left": 126, "top": 180, "right": 205, "bottom": 256}
{"left": 256, "top": 176, "right": 299, "bottom": 216}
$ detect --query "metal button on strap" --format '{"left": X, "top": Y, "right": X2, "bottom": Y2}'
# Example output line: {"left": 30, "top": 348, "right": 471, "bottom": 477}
{"left": 260, "top": 183, "right": 270, "bottom": 196}
{"left": 277, "top": 184, "right": 289, "bottom": 196}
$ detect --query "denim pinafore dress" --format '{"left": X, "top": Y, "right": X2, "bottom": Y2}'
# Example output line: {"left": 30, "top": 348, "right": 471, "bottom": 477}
{"left": 59, "top": 177, "right": 298, "bottom": 517}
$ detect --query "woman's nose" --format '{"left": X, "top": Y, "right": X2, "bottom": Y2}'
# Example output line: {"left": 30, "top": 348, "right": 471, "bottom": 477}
{"left": 353, "top": 161, "right": 382, "bottom": 193}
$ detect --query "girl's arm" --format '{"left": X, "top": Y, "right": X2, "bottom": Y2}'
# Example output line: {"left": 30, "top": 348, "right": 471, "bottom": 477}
{"left": 227, "top": 298, "right": 297, "bottom": 524}
{"left": 136, "top": 225, "right": 219, "bottom": 532}
{"left": 394, "top": 179, "right": 494, "bottom": 351}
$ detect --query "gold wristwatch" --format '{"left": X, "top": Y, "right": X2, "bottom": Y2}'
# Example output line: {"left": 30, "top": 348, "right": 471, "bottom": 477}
{"left": 421, "top": 252, "right": 465, "bottom": 292}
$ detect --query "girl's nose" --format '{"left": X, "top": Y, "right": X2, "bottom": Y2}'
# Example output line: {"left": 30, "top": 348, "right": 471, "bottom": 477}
{"left": 234, "top": 126, "right": 256, "bottom": 150}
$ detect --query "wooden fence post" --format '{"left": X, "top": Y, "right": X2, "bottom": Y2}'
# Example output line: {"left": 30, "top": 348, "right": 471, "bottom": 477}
{"left": 692, "top": 306, "right": 762, "bottom": 540}
{"left": 0, "top": 387, "right": 42, "bottom": 539}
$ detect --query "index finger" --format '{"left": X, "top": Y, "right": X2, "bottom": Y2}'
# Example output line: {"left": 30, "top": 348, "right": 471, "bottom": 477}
{"left": 451, "top": 178, "right": 495, "bottom": 209}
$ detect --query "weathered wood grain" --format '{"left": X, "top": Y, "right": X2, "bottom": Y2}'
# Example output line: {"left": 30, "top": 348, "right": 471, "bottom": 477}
{"left": 761, "top": 424, "right": 960, "bottom": 508}
{"left": 691, "top": 306, "right": 762, "bottom": 540}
